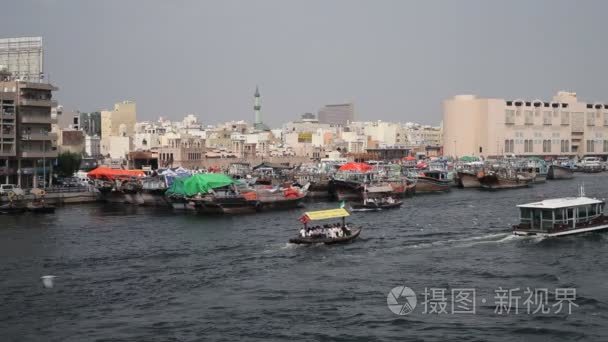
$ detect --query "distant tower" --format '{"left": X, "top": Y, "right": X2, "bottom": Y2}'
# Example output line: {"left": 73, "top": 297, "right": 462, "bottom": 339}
{"left": 253, "top": 85, "right": 268, "bottom": 130}
{"left": 254, "top": 86, "right": 262, "bottom": 124}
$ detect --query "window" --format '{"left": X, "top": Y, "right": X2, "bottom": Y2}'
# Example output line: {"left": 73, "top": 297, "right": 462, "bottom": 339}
{"left": 561, "top": 112, "right": 570, "bottom": 125}
{"left": 587, "top": 140, "right": 595, "bottom": 153}
{"left": 604, "top": 113, "right": 608, "bottom": 126}
{"left": 504, "top": 139, "right": 514, "bottom": 153}
{"left": 525, "top": 110, "right": 534, "bottom": 125}
{"left": 587, "top": 112, "right": 596, "bottom": 126}
{"left": 505, "top": 110, "right": 515, "bottom": 124}
{"left": 542, "top": 140, "right": 552, "bottom": 153}
{"left": 524, "top": 139, "right": 533, "bottom": 153}
{"left": 604, "top": 140, "right": 608, "bottom": 153}
{"left": 560, "top": 140, "right": 570, "bottom": 153}
{"left": 543, "top": 111, "right": 552, "bottom": 125}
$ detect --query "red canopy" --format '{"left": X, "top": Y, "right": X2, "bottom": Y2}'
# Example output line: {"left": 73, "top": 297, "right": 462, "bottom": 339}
{"left": 87, "top": 167, "right": 145, "bottom": 180}
{"left": 404, "top": 156, "right": 416, "bottom": 161}
{"left": 338, "top": 162, "right": 373, "bottom": 172}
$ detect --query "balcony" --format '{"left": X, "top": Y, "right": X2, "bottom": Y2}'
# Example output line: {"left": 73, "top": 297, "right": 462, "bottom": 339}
{"left": 19, "top": 98, "right": 57, "bottom": 107}
{"left": 21, "top": 132, "right": 57, "bottom": 141}
{"left": 20, "top": 115, "right": 53, "bottom": 124}
{"left": 20, "top": 150, "right": 58, "bottom": 158}
{"left": 0, "top": 150, "right": 16, "bottom": 157}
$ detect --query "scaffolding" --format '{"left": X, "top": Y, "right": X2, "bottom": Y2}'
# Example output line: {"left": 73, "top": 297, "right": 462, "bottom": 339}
{"left": 0, "top": 37, "right": 43, "bottom": 83}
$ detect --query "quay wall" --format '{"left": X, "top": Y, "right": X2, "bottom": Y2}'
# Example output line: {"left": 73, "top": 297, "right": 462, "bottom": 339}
{"left": 1, "top": 191, "right": 100, "bottom": 205}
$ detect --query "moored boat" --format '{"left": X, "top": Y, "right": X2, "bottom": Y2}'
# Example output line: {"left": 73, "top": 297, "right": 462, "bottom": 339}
{"left": 414, "top": 170, "right": 451, "bottom": 193}
{"left": 478, "top": 169, "right": 533, "bottom": 190}
{"left": 547, "top": 165, "right": 574, "bottom": 180}
{"left": 289, "top": 208, "right": 361, "bottom": 245}
{"left": 513, "top": 188, "right": 608, "bottom": 237}
{"left": 457, "top": 171, "right": 482, "bottom": 188}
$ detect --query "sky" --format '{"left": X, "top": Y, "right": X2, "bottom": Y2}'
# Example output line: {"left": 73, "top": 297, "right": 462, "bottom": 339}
{"left": 1, "top": 0, "right": 607, "bottom": 127}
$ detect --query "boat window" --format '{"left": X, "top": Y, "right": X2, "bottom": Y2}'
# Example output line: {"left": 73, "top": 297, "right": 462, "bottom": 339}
{"left": 555, "top": 208, "right": 564, "bottom": 222}
{"left": 532, "top": 209, "right": 542, "bottom": 229}
{"left": 520, "top": 208, "right": 532, "bottom": 224}
{"left": 541, "top": 209, "right": 554, "bottom": 230}
{"left": 589, "top": 204, "right": 597, "bottom": 217}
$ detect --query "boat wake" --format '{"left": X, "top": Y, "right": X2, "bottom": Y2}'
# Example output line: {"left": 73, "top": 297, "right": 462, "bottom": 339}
{"left": 403, "top": 232, "right": 523, "bottom": 250}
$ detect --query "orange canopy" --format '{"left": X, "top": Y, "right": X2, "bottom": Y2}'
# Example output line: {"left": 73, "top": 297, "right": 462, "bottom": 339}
{"left": 87, "top": 167, "right": 145, "bottom": 180}
{"left": 404, "top": 156, "right": 416, "bottom": 161}
{"left": 338, "top": 162, "right": 372, "bottom": 172}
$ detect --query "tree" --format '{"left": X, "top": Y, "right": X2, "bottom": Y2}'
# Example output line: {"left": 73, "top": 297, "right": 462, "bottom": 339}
{"left": 56, "top": 152, "right": 82, "bottom": 178}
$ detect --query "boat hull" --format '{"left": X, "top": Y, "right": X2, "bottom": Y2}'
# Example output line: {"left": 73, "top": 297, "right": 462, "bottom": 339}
{"left": 547, "top": 165, "right": 574, "bottom": 180}
{"left": 513, "top": 223, "right": 608, "bottom": 237}
{"left": 478, "top": 175, "right": 531, "bottom": 190}
{"left": 415, "top": 177, "right": 450, "bottom": 193}
{"left": 457, "top": 172, "right": 481, "bottom": 188}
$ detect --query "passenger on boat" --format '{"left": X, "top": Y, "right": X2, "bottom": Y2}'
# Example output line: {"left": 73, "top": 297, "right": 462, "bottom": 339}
{"left": 300, "top": 227, "right": 306, "bottom": 237}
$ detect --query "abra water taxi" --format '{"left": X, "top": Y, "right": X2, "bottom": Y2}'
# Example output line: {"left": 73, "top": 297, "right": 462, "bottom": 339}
{"left": 513, "top": 190, "right": 608, "bottom": 237}
{"left": 289, "top": 208, "right": 362, "bottom": 245}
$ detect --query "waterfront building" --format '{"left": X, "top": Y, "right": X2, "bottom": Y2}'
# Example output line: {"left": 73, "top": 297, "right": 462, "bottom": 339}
{"left": 443, "top": 92, "right": 608, "bottom": 158}
{"left": 100, "top": 101, "right": 136, "bottom": 159}
{"left": 57, "top": 129, "right": 85, "bottom": 154}
{"left": 318, "top": 103, "right": 354, "bottom": 126}
{"left": 101, "top": 101, "right": 136, "bottom": 138}
{"left": 84, "top": 135, "right": 101, "bottom": 158}
{"left": 0, "top": 67, "right": 58, "bottom": 187}
{"left": 157, "top": 135, "right": 205, "bottom": 169}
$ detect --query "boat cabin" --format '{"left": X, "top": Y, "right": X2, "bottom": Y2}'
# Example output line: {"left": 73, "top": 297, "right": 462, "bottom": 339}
{"left": 514, "top": 197, "right": 607, "bottom": 235}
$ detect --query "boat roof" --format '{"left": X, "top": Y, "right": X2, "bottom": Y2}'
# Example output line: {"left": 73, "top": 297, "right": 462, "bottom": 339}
{"left": 302, "top": 208, "right": 350, "bottom": 220}
{"left": 517, "top": 197, "right": 604, "bottom": 210}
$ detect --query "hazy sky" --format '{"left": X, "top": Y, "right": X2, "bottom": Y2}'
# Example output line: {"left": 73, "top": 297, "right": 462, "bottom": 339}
{"left": 2, "top": 0, "right": 607, "bottom": 127}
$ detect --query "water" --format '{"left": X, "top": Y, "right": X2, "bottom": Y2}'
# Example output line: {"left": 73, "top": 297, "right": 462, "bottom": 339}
{"left": 1, "top": 174, "right": 608, "bottom": 341}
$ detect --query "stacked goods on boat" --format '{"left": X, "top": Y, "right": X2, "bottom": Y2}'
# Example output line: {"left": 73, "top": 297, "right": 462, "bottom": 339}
{"left": 166, "top": 173, "right": 257, "bottom": 213}
{"left": 295, "top": 172, "right": 331, "bottom": 199}
{"left": 88, "top": 167, "right": 146, "bottom": 203}
{"left": 577, "top": 157, "right": 603, "bottom": 173}
{"left": 245, "top": 182, "right": 309, "bottom": 209}
{"left": 376, "top": 164, "right": 416, "bottom": 196}
{"left": 477, "top": 167, "right": 533, "bottom": 190}
{"left": 166, "top": 173, "right": 308, "bottom": 214}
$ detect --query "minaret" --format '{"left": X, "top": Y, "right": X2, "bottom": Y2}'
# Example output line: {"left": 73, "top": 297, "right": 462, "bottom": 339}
{"left": 254, "top": 86, "right": 261, "bottom": 126}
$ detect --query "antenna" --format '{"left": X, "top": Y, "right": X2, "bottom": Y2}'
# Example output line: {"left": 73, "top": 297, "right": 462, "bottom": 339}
{"left": 579, "top": 183, "right": 585, "bottom": 197}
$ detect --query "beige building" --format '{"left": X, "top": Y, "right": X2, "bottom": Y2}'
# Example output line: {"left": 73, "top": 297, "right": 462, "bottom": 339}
{"left": 157, "top": 136, "right": 205, "bottom": 169}
{"left": 100, "top": 101, "right": 136, "bottom": 158}
{"left": 101, "top": 101, "right": 136, "bottom": 138}
{"left": 443, "top": 92, "right": 608, "bottom": 158}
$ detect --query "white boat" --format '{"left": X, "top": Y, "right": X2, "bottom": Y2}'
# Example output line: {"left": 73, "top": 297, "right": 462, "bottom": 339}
{"left": 513, "top": 188, "right": 608, "bottom": 237}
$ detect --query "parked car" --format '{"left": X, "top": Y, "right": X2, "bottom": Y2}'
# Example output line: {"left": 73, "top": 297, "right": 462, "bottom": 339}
{"left": 0, "top": 184, "right": 25, "bottom": 196}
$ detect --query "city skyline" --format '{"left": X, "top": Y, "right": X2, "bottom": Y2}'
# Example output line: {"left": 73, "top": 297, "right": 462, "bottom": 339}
{"left": 2, "top": 1, "right": 607, "bottom": 127}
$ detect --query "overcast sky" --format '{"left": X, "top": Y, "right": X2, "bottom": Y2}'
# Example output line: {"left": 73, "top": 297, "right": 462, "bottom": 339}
{"left": 2, "top": 0, "right": 607, "bottom": 127}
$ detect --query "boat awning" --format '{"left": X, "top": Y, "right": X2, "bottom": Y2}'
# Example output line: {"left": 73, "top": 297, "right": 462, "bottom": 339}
{"left": 301, "top": 208, "right": 350, "bottom": 221}
{"left": 517, "top": 197, "right": 604, "bottom": 210}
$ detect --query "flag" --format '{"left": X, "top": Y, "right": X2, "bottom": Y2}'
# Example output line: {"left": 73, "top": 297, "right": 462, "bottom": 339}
{"left": 299, "top": 214, "right": 310, "bottom": 224}
{"left": 339, "top": 201, "right": 345, "bottom": 209}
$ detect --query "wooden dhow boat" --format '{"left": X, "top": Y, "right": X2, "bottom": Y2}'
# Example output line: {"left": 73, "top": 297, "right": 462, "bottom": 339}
{"left": 289, "top": 208, "right": 362, "bottom": 245}
{"left": 478, "top": 169, "right": 533, "bottom": 190}
{"left": 413, "top": 170, "right": 451, "bottom": 193}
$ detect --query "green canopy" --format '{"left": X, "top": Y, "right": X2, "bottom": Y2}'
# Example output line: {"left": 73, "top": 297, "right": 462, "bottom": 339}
{"left": 166, "top": 173, "right": 234, "bottom": 196}
{"left": 459, "top": 156, "right": 480, "bottom": 162}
